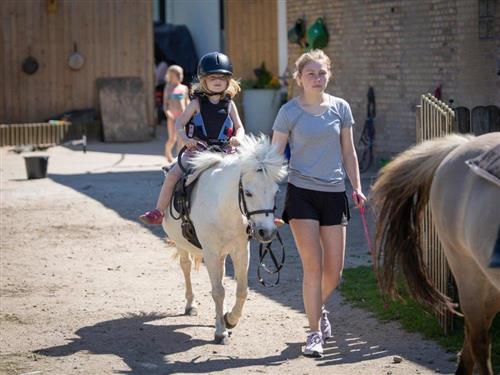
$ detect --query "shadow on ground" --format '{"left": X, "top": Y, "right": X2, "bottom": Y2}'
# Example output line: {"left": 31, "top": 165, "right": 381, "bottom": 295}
{"left": 34, "top": 311, "right": 443, "bottom": 374}
{"left": 46, "top": 170, "right": 454, "bottom": 374}
{"left": 35, "top": 313, "right": 301, "bottom": 374}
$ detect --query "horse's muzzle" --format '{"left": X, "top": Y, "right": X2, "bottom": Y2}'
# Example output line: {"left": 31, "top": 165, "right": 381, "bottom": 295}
{"left": 254, "top": 226, "right": 277, "bottom": 243}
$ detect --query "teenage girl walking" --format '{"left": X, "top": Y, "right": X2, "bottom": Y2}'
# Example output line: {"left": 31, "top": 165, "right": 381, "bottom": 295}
{"left": 272, "top": 49, "right": 366, "bottom": 357}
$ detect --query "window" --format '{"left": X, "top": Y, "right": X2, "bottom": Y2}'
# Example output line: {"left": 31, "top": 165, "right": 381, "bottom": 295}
{"left": 479, "top": 0, "right": 495, "bottom": 39}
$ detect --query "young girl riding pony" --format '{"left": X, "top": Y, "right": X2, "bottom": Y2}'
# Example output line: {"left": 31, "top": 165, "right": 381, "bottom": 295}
{"left": 140, "top": 52, "right": 245, "bottom": 225}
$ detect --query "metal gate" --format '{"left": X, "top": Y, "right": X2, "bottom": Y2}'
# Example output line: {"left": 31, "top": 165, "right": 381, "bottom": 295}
{"left": 416, "top": 94, "right": 455, "bottom": 334}
{"left": 0, "top": 122, "right": 71, "bottom": 147}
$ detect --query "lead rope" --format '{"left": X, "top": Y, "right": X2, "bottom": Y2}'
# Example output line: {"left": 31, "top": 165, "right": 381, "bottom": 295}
{"left": 353, "top": 192, "right": 377, "bottom": 269}
{"left": 257, "top": 230, "right": 285, "bottom": 287}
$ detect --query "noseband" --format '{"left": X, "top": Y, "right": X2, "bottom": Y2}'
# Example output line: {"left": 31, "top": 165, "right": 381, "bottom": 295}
{"left": 238, "top": 176, "right": 285, "bottom": 287}
{"left": 238, "top": 178, "right": 275, "bottom": 238}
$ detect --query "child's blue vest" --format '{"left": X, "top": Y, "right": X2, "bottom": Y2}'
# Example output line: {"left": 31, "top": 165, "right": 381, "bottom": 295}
{"left": 186, "top": 94, "right": 234, "bottom": 143}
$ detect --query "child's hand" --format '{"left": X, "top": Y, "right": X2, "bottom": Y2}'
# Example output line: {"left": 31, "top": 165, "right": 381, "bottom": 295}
{"left": 229, "top": 137, "right": 240, "bottom": 147}
{"left": 185, "top": 138, "right": 198, "bottom": 150}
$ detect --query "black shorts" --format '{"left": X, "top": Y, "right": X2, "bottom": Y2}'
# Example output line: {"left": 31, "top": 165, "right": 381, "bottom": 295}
{"left": 282, "top": 183, "right": 350, "bottom": 226}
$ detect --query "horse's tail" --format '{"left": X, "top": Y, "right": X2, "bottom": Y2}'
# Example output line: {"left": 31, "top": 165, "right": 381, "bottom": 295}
{"left": 170, "top": 248, "right": 202, "bottom": 271}
{"left": 371, "top": 133, "right": 472, "bottom": 313}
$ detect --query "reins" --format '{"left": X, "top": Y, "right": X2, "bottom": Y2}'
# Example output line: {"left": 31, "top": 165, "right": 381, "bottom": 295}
{"left": 257, "top": 230, "right": 285, "bottom": 287}
{"left": 238, "top": 179, "right": 286, "bottom": 287}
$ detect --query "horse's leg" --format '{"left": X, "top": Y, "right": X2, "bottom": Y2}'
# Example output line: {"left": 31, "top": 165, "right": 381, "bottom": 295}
{"left": 178, "top": 250, "right": 197, "bottom": 316}
{"left": 456, "top": 322, "right": 474, "bottom": 375}
{"left": 225, "top": 243, "right": 250, "bottom": 329}
{"left": 460, "top": 297, "right": 497, "bottom": 375}
{"left": 457, "top": 309, "right": 496, "bottom": 375}
{"left": 447, "top": 249, "right": 498, "bottom": 375}
{"left": 204, "top": 251, "right": 228, "bottom": 344}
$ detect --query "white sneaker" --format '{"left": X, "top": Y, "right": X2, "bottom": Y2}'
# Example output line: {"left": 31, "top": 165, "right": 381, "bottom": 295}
{"left": 321, "top": 305, "right": 332, "bottom": 343}
{"left": 303, "top": 331, "right": 323, "bottom": 358}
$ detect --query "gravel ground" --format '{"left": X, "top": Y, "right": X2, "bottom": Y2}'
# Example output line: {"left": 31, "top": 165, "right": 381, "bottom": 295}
{"left": 0, "top": 127, "right": 457, "bottom": 374}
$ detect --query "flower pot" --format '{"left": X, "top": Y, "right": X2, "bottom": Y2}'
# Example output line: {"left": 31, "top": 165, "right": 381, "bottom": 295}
{"left": 242, "top": 89, "right": 281, "bottom": 136}
{"left": 24, "top": 156, "right": 49, "bottom": 179}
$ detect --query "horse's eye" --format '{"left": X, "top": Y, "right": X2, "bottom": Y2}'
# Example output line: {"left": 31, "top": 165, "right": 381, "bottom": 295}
{"left": 245, "top": 191, "right": 253, "bottom": 198}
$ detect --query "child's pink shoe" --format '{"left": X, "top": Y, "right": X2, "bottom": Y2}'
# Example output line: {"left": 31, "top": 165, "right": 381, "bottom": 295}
{"left": 139, "top": 209, "right": 164, "bottom": 225}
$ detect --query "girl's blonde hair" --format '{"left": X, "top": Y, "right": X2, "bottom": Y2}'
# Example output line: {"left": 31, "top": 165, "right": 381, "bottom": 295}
{"left": 293, "top": 49, "right": 331, "bottom": 83}
{"left": 166, "top": 65, "right": 184, "bottom": 82}
{"left": 191, "top": 76, "right": 241, "bottom": 99}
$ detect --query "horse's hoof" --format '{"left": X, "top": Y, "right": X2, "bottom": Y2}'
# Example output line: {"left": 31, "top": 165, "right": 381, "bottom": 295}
{"left": 224, "top": 313, "right": 237, "bottom": 329}
{"left": 185, "top": 307, "right": 198, "bottom": 316}
{"left": 214, "top": 334, "right": 229, "bottom": 345}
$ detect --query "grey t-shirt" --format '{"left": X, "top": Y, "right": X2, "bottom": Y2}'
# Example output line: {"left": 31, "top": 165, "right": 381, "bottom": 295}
{"left": 272, "top": 94, "right": 355, "bottom": 192}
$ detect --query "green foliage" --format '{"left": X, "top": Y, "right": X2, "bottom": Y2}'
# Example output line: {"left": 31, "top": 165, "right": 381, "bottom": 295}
{"left": 241, "top": 62, "right": 281, "bottom": 90}
{"left": 340, "top": 266, "right": 500, "bottom": 372}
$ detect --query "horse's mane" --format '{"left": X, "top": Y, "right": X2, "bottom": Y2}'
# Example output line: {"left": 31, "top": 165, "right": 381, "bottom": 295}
{"left": 188, "top": 134, "right": 287, "bottom": 182}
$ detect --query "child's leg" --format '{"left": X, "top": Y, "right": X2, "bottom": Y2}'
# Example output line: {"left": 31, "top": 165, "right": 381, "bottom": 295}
{"left": 139, "top": 160, "right": 183, "bottom": 225}
{"left": 165, "top": 117, "right": 177, "bottom": 162}
{"left": 156, "top": 163, "right": 183, "bottom": 213}
{"left": 176, "top": 136, "right": 185, "bottom": 156}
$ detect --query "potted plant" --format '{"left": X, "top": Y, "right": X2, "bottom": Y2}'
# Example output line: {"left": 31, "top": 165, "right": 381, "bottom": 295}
{"left": 241, "top": 62, "right": 283, "bottom": 136}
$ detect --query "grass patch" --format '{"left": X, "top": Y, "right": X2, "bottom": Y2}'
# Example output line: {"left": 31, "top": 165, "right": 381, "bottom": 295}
{"left": 340, "top": 266, "right": 500, "bottom": 371}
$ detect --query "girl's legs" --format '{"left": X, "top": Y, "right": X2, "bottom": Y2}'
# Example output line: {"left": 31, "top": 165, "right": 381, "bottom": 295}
{"left": 156, "top": 163, "right": 182, "bottom": 213}
{"left": 176, "top": 132, "right": 185, "bottom": 156}
{"left": 289, "top": 220, "right": 346, "bottom": 332}
{"left": 139, "top": 162, "right": 183, "bottom": 225}
{"left": 289, "top": 219, "right": 322, "bottom": 332}
{"left": 320, "top": 225, "right": 346, "bottom": 303}
{"left": 165, "top": 117, "right": 177, "bottom": 162}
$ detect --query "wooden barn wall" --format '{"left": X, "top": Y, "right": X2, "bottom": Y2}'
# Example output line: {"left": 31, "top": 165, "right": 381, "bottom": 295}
{"left": 225, "top": 0, "right": 279, "bottom": 80}
{"left": 0, "top": 0, "right": 154, "bottom": 125}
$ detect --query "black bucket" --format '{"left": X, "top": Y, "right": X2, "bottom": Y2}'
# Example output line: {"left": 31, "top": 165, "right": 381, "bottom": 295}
{"left": 24, "top": 156, "right": 49, "bottom": 179}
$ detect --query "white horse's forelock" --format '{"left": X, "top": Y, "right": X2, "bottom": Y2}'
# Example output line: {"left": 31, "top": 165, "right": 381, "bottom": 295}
{"left": 188, "top": 134, "right": 287, "bottom": 182}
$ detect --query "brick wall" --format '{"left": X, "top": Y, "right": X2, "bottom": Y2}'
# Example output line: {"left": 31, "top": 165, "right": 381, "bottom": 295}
{"left": 286, "top": 0, "right": 499, "bottom": 157}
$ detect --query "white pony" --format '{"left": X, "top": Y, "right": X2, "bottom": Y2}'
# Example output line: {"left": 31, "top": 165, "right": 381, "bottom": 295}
{"left": 163, "top": 135, "right": 287, "bottom": 344}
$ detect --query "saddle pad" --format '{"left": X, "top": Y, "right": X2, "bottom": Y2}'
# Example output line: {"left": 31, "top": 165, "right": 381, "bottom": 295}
{"left": 466, "top": 144, "right": 500, "bottom": 188}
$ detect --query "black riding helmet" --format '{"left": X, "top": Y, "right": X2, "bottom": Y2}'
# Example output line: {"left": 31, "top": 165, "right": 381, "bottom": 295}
{"left": 197, "top": 52, "right": 233, "bottom": 79}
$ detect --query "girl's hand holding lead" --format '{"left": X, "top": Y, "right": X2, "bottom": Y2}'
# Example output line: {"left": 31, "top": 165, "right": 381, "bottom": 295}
{"left": 352, "top": 189, "right": 367, "bottom": 209}
{"left": 229, "top": 137, "right": 240, "bottom": 147}
{"left": 185, "top": 138, "right": 198, "bottom": 150}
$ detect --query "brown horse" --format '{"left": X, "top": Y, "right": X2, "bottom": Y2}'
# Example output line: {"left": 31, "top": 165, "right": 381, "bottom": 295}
{"left": 371, "top": 132, "right": 500, "bottom": 375}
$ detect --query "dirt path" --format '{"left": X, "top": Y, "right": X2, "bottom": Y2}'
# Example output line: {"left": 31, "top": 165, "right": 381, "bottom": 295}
{"left": 1, "top": 130, "right": 457, "bottom": 374}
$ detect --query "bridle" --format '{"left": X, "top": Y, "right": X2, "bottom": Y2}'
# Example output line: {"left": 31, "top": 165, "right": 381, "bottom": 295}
{"left": 238, "top": 173, "right": 285, "bottom": 287}
{"left": 237, "top": 175, "right": 275, "bottom": 238}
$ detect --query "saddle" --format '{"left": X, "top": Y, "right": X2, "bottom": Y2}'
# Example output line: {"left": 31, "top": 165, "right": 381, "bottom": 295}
{"left": 466, "top": 144, "right": 500, "bottom": 188}
{"left": 171, "top": 169, "right": 204, "bottom": 249}
{"left": 466, "top": 144, "right": 500, "bottom": 268}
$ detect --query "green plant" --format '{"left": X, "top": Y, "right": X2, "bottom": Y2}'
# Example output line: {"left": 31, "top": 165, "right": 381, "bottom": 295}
{"left": 241, "top": 62, "right": 281, "bottom": 89}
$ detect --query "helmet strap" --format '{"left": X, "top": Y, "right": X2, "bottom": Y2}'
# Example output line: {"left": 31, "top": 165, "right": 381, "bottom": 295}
{"left": 205, "top": 90, "right": 225, "bottom": 96}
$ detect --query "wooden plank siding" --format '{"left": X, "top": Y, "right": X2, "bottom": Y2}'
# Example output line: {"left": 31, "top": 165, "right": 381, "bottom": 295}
{"left": 0, "top": 0, "right": 154, "bottom": 126}
{"left": 225, "top": 0, "right": 279, "bottom": 80}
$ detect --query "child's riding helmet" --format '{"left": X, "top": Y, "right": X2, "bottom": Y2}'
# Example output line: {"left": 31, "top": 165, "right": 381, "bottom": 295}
{"left": 197, "top": 52, "right": 233, "bottom": 79}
